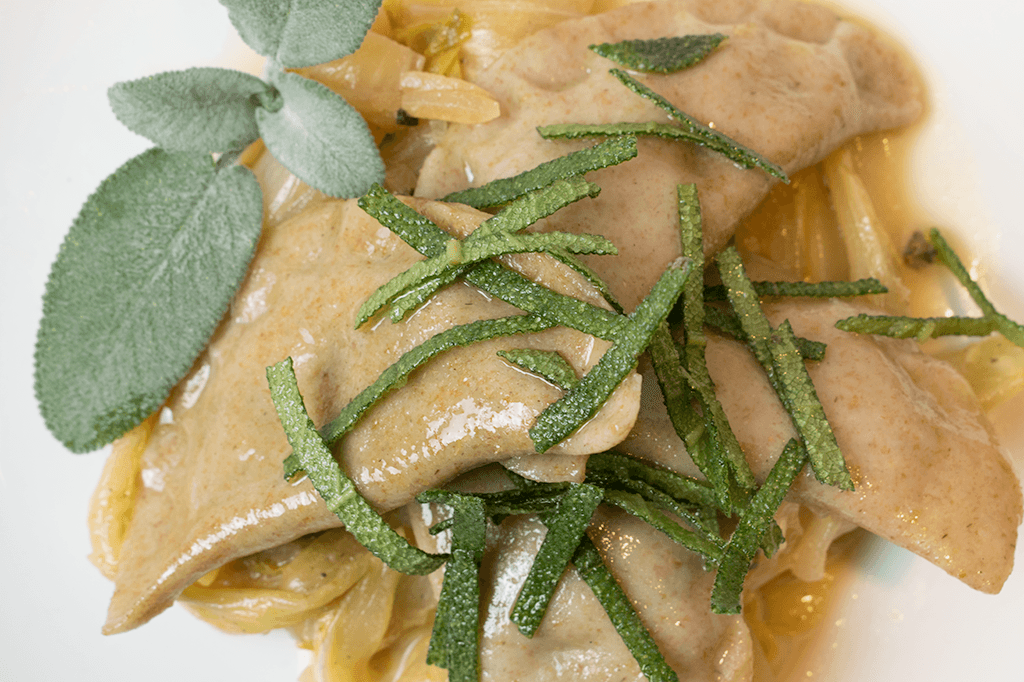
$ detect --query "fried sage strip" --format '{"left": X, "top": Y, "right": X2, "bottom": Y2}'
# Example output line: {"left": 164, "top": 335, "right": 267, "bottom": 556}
{"left": 675, "top": 184, "right": 753, "bottom": 497}
{"left": 591, "top": 472, "right": 723, "bottom": 547}
{"left": 311, "top": 314, "right": 553, "bottom": 448}
{"left": 266, "top": 358, "right": 446, "bottom": 575}
{"left": 703, "top": 277, "right": 887, "bottom": 302}
{"left": 589, "top": 34, "right": 726, "bottom": 73}
{"left": 358, "top": 228, "right": 616, "bottom": 327}
{"left": 710, "top": 439, "right": 808, "bottom": 614}
{"left": 510, "top": 483, "right": 604, "bottom": 637}
{"left": 497, "top": 349, "right": 580, "bottom": 390}
{"left": 716, "top": 247, "right": 853, "bottom": 490}
{"left": 835, "top": 314, "right": 1000, "bottom": 342}
{"left": 529, "top": 259, "right": 691, "bottom": 452}
{"left": 585, "top": 450, "right": 718, "bottom": 510}
{"left": 358, "top": 185, "right": 624, "bottom": 340}
{"left": 539, "top": 72, "right": 786, "bottom": 182}
{"left": 837, "top": 229, "right": 1024, "bottom": 347}
{"left": 573, "top": 536, "right": 680, "bottom": 682}
{"left": 357, "top": 177, "right": 604, "bottom": 326}
{"left": 442, "top": 136, "right": 639, "bottom": 209}
{"left": 421, "top": 484, "right": 573, "bottom": 534}
{"left": 703, "top": 304, "right": 827, "bottom": 361}
{"left": 602, "top": 489, "right": 724, "bottom": 563}
{"left": 426, "top": 494, "right": 486, "bottom": 682}
{"left": 608, "top": 69, "right": 788, "bottom": 182}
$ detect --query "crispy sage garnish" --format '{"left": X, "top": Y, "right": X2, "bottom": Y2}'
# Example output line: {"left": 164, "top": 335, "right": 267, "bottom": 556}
{"left": 716, "top": 247, "right": 853, "bottom": 490}
{"left": 589, "top": 34, "right": 726, "bottom": 73}
{"left": 837, "top": 228, "right": 1024, "bottom": 347}
{"left": 266, "top": 357, "right": 445, "bottom": 575}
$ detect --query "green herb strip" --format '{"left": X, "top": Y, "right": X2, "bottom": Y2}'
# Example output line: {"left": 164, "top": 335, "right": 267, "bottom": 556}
{"left": 703, "top": 278, "right": 888, "bottom": 302}
{"left": 256, "top": 69, "right": 384, "bottom": 198}
{"left": 35, "top": 150, "right": 263, "bottom": 452}
{"left": 836, "top": 229, "right": 1024, "bottom": 347}
{"left": 675, "top": 184, "right": 754, "bottom": 494}
{"left": 358, "top": 186, "right": 624, "bottom": 339}
{"left": 360, "top": 230, "right": 615, "bottom": 326}
{"left": 602, "top": 489, "right": 724, "bottom": 563}
{"left": 835, "top": 314, "right": 999, "bottom": 342}
{"left": 716, "top": 247, "right": 852, "bottom": 490}
{"left": 319, "top": 315, "right": 553, "bottom": 445}
{"left": 359, "top": 177, "right": 603, "bottom": 325}
{"left": 589, "top": 472, "right": 723, "bottom": 546}
{"left": 573, "top": 536, "right": 680, "bottom": 682}
{"left": 529, "top": 260, "right": 691, "bottom": 453}
{"left": 768, "top": 321, "right": 852, "bottom": 489}
{"left": 711, "top": 439, "right": 807, "bottom": 614}
{"left": 443, "top": 136, "right": 639, "bottom": 209}
{"left": 266, "top": 358, "right": 445, "bottom": 575}
{"left": 704, "top": 305, "right": 826, "bottom": 361}
{"left": 426, "top": 495, "right": 486, "bottom": 682}
{"left": 610, "top": 69, "right": 787, "bottom": 182}
{"left": 497, "top": 349, "right": 580, "bottom": 390}
{"left": 108, "top": 67, "right": 270, "bottom": 153}
{"left": 929, "top": 228, "right": 999, "bottom": 317}
{"left": 511, "top": 483, "right": 603, "bottom": 637}
{"left": 219, "top": 0, "right": 383, "bottom": 69}
{"left": 585, "top": 451, "right": 718, "bottom": 510}
{"left": 420, "top": 485, "right": 572, "bottom": 523}
{"left": 589, "top": 34, "right": 727, "bottom": 73}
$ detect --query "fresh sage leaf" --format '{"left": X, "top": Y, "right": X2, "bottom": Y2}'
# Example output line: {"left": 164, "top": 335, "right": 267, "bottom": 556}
{"left": 219, "top": 0, "right": 382, "bottom": 68}
{"left": 256, "top": 69, "right": 384, "bottom": 198}
{"left": 589, "top": 34, "right": 726, "bottom": 73}
{"left": 108, "top": 67, "right": 272, "bottom": 152}
{"left": 35, "top": 149, "right": 263, "bottom": 452}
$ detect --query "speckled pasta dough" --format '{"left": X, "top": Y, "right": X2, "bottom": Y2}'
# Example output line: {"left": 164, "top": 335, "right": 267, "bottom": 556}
{"left": 415, "top": 0, "right": 922, "bottom": 310}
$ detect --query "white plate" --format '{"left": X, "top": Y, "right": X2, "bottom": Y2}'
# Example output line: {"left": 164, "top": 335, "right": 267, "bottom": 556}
{"left": 1, "top": 1, "right": 1021, "bottom": 680}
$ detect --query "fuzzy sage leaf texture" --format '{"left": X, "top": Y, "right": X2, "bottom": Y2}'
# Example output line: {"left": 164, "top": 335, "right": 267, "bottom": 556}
{"left": 35, "top": 149, "right": 263, "bottom": 452}
{"left": 219, "top": 0, "right": 383, "bottom": 68}
{"left": 256, "top": 69, "right": 385, "bottom": 197}
{"left": 108, "top": 67, "right": 274, "bottom": 152}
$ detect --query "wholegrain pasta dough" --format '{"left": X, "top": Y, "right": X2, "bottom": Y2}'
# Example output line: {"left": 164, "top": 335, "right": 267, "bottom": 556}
{"left": 88, "top": 0, "right": 1021, "bottom": 680}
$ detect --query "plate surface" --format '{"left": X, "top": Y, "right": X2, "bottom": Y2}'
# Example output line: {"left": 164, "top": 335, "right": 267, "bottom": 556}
{"left": 1, "top": 1, "right": 1021, "bottom": 680}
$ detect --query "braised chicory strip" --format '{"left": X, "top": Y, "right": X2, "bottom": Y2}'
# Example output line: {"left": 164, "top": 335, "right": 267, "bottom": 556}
{"left": 426, "top": 494, "right": 486, "bottom": 682}
{"left": 529, "top": 259, "right": 691, "bottom": 453}
{"left": 510, "top": 483, "right": 604, "bottom": 638}
{"left": 266, "top": 358, "right": 446, "bottom": 575}
{"left": 573, "top": 536, "right": 680, "bottom": 682}
{"left": 356, "top": 177, "right": 604, "bottom": 326}
{"left": 703, "top": 277, "right": 888, "bottom": 302}
{"left": 442, "top": 136, "right": 639, "bottom": 209}
{"left": 716, "top": 247, "right": 853, "bottom": 490}
{"left": 358, "top": 185, "right": 625, "bottom": 339}
{"left": 710, "top": 439, "right": 808, "bottom": 614}
{"left": 317, "top": 314, "right": 553, "bottom": 446}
